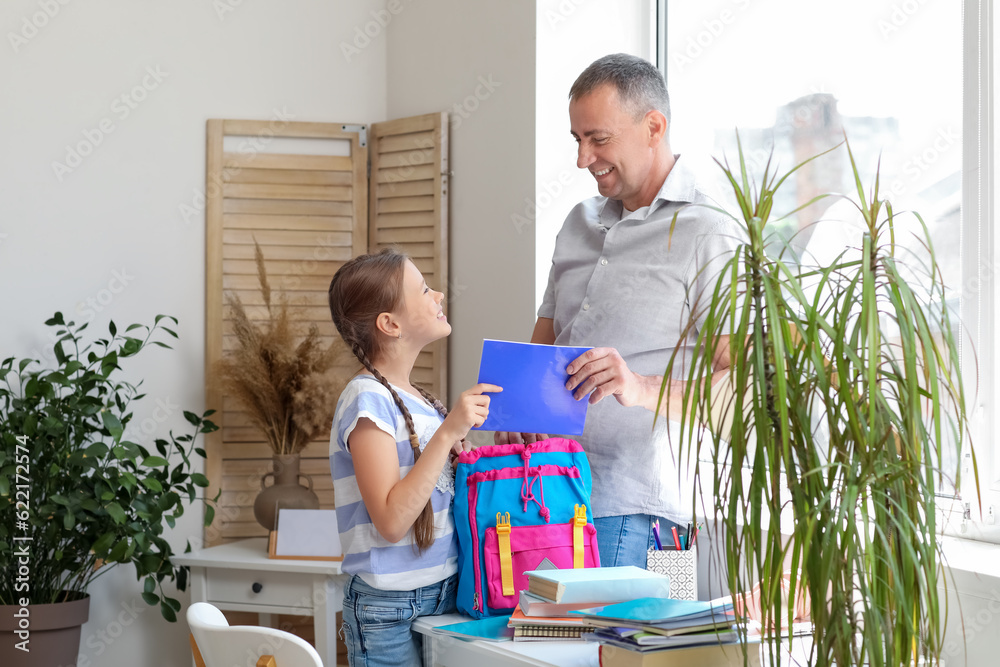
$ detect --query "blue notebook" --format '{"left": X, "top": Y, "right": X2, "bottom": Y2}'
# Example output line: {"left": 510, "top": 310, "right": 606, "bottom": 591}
{"left": 471, "top": 339, "right": 592, "bottom": 435}
{"left": 570, "top": 596, "right": 734, "bottom": 623}
{"left": 431, "top": 614, "right": 514, "bottom": 642}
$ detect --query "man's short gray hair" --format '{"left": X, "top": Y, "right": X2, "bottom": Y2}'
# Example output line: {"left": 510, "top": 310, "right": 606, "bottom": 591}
{"left": 569, "top": 53, "right": 671, "bottom": 123}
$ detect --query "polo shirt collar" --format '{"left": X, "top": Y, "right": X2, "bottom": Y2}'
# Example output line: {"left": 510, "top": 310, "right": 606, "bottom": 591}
{"left": 598, "top": 154, "right": 695, "bottom": 227}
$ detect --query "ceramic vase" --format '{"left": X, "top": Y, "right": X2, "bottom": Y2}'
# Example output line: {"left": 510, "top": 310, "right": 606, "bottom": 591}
{"left": 253, "top": 454, "right": 319, "bottom": 531}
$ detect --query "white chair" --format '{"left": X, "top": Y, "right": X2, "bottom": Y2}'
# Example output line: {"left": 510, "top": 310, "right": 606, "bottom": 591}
{"left": 187, "top": 602, "right": 325, "bottom": 667}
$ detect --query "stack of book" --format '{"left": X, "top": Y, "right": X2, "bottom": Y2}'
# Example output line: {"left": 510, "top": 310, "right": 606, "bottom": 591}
{"left": 568, "top": 596, "right": 761, "bottom": 665}
{"left": 510, "top": 566, "right": 673, "bottom": 643}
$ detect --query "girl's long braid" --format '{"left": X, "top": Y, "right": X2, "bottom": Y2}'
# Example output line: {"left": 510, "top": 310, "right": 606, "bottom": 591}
{"left": 350, "top": 342, "right": 439, "bottom": 552}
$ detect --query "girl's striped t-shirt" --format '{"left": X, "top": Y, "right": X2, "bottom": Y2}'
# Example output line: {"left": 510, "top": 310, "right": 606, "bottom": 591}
{"left": 329, "top": 374, "right": 458, "bottom": 591}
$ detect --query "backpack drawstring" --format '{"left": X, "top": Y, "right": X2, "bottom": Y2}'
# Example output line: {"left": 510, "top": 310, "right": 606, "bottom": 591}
{"left": 519, "top": 446, "right": 550, "bottom": 522}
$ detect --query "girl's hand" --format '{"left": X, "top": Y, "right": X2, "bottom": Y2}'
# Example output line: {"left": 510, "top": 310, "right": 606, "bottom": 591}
{"left": 443, "top": 383, "right": 502, "bottom": 439}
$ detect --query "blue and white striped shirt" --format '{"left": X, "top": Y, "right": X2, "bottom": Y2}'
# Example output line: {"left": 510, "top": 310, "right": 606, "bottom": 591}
{"left": 329, "top": 375, "right": 458, "bottom": 590}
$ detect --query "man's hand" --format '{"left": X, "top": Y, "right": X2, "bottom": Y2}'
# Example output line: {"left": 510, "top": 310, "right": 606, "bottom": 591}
{"left": 449, "top": 438, "right": 473, "bottom": 465}
{"left": 493, "top": 431, "right": 549, "bottom": 446}
{"left": 565, "top": 347, "right": 652, "bottom": 407}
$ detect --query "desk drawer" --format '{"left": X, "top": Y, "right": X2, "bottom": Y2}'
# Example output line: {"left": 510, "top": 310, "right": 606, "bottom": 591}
{"left": 207, "top": 569, "right": 314, "bottom": 609}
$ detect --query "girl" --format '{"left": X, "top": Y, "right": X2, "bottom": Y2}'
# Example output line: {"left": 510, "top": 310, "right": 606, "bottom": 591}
{"left": 328, "top": 249, "right": 500, "bottom": 667}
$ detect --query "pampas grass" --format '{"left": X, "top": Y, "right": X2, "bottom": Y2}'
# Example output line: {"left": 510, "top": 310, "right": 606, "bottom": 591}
{"left": 216, "top": 241, "right": 349, "bottom": 455}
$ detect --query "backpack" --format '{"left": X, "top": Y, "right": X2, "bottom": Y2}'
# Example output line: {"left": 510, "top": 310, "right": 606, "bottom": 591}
{"left": 453, "top": 437, "right": 601, "bottom": 618}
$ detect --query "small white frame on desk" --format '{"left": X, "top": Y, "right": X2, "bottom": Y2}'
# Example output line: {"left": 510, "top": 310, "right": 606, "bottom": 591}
{"left": 412, "top": 614, "right": 599, "bottom": 667}
{"left": 174, "top": 537, "right": 348, "bottom": 667}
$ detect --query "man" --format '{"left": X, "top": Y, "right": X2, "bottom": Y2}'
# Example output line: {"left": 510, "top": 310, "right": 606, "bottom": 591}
{"left": 497, "top": 54, "right": 741, "bottom": 568}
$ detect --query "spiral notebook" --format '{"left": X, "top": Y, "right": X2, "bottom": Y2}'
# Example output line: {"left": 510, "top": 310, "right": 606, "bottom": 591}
{"left": 513, "top": 624, "right": 594, "bottom": 642}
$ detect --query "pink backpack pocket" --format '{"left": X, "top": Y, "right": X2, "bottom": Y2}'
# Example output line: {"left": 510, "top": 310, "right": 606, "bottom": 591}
{"left": 483, "top": 520, "right": 600, "bottom": 610}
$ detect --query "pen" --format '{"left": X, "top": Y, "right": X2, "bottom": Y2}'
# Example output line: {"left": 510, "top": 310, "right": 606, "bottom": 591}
{"left": 685, "top": 522, "right": 693, "bottom": 550}
{"left": 679, "top": 535, "right": 686, "bottom": 550}
{"left": 670, "top": 525, "right": 682, "bottom": 550}
{"left": 652, "top": 520, "right": 663, "bottom": 550}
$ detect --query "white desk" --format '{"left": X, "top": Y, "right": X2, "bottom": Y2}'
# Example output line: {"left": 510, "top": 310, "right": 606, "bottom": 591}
{"left": 175, "top": 538, "right": 347, "bottom": 667}
{"left": 413, "top": 614, "right": 599, "bottom": 667}
{"left": 414, "top": 615, "right": 816, "bottom": 667}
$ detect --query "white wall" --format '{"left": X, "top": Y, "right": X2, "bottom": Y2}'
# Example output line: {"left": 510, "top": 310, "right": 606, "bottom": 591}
{"left": 385, "top": 1, "right": 538, "bottom": 409}
{"left": 534, "top": 0, "right": 654, "bottom": 309}
{"left": 0, "top": 1, "right": 386, "bottom": 665}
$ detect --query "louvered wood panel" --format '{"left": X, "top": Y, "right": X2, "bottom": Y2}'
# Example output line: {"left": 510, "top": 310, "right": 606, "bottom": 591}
{"left": 205, "top": 119, "right": 367, "bottom": 546}
{"left": 369, "top": 112, "right": 450, "bottom": 401}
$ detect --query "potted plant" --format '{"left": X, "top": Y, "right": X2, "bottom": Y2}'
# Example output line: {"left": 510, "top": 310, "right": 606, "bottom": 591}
{"left": 213, "top": 241, "right": 349, "bottom": 532}
{"left": 0, "top": 312, "right": 217, "bottom": 666}
{"left": 663, "top": 137, "right": 972, "bottom": 666}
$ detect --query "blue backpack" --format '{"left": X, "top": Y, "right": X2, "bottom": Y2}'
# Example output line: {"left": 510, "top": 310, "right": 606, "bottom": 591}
{"left": 453, "top": 438, "right": 601, "bottom": 618}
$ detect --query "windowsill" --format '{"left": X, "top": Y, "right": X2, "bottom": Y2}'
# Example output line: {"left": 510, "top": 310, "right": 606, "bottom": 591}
{"left": 938, "top": 536, "right": 1000, "bottom": 594}
{"left": 694, "top": 460, "right": 1000, "bottom": 588}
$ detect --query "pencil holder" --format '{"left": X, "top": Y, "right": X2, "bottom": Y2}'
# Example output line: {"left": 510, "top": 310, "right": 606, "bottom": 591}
{"left": 646, "top": 546, "right": 697, "bottom": 600}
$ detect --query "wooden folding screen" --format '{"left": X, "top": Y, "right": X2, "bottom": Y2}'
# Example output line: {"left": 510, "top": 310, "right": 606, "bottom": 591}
{"left": 369, "top": 112, "right": 449, "bottom": 397}
{"left": 204, "top": 114, "right": 448, "bottom": 546}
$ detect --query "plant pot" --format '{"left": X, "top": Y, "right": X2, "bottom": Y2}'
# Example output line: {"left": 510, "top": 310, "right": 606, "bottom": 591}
{"left": 253, "top": 454, "right": 320, "bottom": 531}
{"left": 0, "top": 593, "right": 89, "bottom": 667}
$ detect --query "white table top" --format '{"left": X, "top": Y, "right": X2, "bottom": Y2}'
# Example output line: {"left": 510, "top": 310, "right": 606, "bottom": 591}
{"left": 413, "top": 614, "right": 599, "bottom": 667}
{"left": 173, "top": 537, "right": 343, "bottom": 575}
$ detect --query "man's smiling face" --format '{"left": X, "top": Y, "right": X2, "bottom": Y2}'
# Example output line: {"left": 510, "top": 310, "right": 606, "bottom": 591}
{"left": 569, "top": 83, "right": 661, "bottom": 210}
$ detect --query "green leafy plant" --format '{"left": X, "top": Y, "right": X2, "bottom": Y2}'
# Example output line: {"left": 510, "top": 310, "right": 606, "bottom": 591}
{"left": 0, "top": 312, "right": 218, "bottom": 621}
{"left": 663, "top": 135, "right": 974, "bottom": 666}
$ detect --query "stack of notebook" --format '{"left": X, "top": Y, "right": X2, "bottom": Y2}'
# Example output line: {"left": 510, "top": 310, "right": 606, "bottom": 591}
{"left": 509, "top": 566, "right": 673, "bottom": 642}
{"left": 569, "top": 596, "right": 752, "bottom": 659}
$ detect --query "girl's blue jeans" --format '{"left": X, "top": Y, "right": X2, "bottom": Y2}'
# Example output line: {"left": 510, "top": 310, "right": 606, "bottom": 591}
{"left": 339, "top": 572, "right": 457, "bottom": 667}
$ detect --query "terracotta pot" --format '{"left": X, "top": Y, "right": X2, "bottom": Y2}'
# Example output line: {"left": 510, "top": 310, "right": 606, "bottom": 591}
{"left": 0, "top": 593, "right": 89, "bottom": 667}
{"left": 253, "top": 454, "right": 319, "bottom": 531}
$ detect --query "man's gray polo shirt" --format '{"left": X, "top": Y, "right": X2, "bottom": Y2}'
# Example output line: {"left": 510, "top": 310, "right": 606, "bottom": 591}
{"left": 538, "top": 155, "right": 744, "bottom": 522}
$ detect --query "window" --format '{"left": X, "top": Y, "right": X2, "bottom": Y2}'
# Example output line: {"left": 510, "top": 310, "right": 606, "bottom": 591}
{"left": 658, "top": 0, "right": 999, "bottom": 541}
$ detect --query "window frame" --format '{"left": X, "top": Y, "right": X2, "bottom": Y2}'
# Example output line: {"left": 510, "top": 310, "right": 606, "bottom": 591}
{"left": 655, "top": 0, "right": 1000, "bottom": 543}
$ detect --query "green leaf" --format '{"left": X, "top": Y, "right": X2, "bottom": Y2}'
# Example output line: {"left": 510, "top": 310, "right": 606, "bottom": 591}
{"left": 63, "top": 512, "right": 74, "bottom": 530}
{"left": 106, "top": 502, "right": 127, "bottom": 524}
{"left": 46, "top": 371, "right": 71, "bottom": 386}
{"left": 141, "top": 592, "right": 159, "bottom": 606}
{"left": 102, "top": 411, "right": 124, "bottom": 442}
{"left": 183, "top": 411, "right": 200, "bottom": 426}
{"left": 142, "top": 456, "right": 169, "bottom": 468}
{"left": 204, "top": 504, "right": 215, "bottom": 526}
{"left": 101, "top": 351, "right": 119, "bottom": 378}
{"left": 109, "top": 320, "right": 117, "bottom": 337}
{"left": 191, "top": 473, "right": 209, "bottom": 488}
{"left": 108, "top": 538, "right": 129, "bottom": 561}
{"left": 87, "top": 443, "right": 109, "bottom": 458}
{"left": 141, "top": 478, "right": 163, "bottom": 493}
{"left": 159, "top": 601, "right": 177, "bottom": 623}
{"left": 164, "top": 596, "right": 182, "bottom": 612}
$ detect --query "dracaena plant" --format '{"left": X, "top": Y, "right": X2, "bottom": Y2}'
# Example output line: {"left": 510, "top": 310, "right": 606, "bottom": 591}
{"left": 0, "top": 312, "right": 218, "bottom": 621}
{"left": 662, "top": 135, "right": 974, "bottom": 666}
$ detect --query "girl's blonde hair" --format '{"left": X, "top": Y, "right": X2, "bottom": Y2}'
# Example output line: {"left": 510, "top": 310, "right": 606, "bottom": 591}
{"left": 328, "top": 249, "right": 447, "bottom": 552}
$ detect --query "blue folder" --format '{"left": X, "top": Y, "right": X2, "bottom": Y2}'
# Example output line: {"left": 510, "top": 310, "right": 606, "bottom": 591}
{"left": 431, "top": 614, "right": 514, "bottom": 642}
{"left": 471, "top": 339, "right": 592, "bottom": 436}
